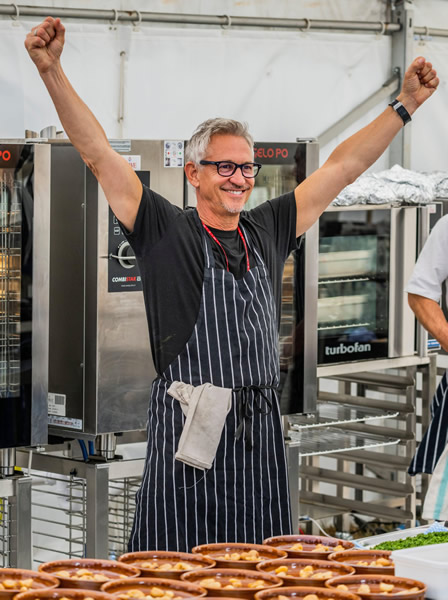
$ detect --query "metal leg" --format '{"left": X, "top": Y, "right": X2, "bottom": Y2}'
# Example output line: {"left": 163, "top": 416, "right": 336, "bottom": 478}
{"left": 285, "top": 441, "right": 299, "bottom": 533}
{"left": 9, "top": 476, "right": 32, "bottom": 568}
{"left": 85, "top": 463, "right": 110, "bottom": 558}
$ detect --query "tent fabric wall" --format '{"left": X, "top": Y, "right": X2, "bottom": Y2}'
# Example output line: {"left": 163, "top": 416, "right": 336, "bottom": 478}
{"left": 1, "top": 0, "right": 447, "bottom": 172}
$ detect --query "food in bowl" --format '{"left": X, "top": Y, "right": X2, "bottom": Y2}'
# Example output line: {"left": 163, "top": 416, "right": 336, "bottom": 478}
{"left": 191, "top": 543, "right": 287, "bottom": 569}
{"left": 325, "top": 574, "right": 426, "bottom": 599}
{"left": 118, "top": 551, "right": 215, "bottom": 579}
{"left": 0, "top": 579, "right": 35, "bottom": 592}
{"left": 52, "top": 571, "right": 115, "bottom": 584}
{"left": 372, "top": 530, "right": 448, "bottom": 551}
{"left": 254, "top": 586, "right": 361, "bottom": 600}
{"left": 181, "top": 568, "right": 282, "bottom": 598}
{"left": 328, "top": 551, "right": 394, "bottom": 575}
{"left": 14, "top": 590, "right": 116, "bottom": 600}
{"left": 256, "top": 558, "right": 355, "bottom": 586}
{"left": 0, "top": 569, "right": 59, "bottom": 599}
{"left": 263, "top": 536, "right": 354, "bottom": 560}
{"left": 101, "top": 577, "right": 206, "bottom": 600}
{"left": 39, "top": 560, "right": 140, "bottom": 590}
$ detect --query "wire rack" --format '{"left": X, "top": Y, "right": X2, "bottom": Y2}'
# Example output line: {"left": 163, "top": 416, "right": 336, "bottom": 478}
{"left": 108, "top": 477, "right": 140, "bottom": 560}
{"left": 31, "top": 470, "right": 140, "bottom": 566}
{"left": 0, "top": 495, "right": 11, "bottom": 567}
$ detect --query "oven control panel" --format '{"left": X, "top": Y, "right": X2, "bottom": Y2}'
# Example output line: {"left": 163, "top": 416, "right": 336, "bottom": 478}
{"left": 107, "top": 170, "right": 148, "bottom": 292}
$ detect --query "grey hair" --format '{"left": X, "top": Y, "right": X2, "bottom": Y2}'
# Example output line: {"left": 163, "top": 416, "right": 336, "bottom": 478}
{"left": 185, "top": 118, "right": 254, "bottom": 164}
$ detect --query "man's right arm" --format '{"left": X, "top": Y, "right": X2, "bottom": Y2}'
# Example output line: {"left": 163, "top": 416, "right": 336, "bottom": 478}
{"left": 408, "top": 293, "right": 448, "bottom": 352}
{"left": 25, "top": 17, "right": 142, "bottom": 232}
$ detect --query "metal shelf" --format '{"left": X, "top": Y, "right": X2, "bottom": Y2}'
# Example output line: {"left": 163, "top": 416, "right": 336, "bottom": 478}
{"left": 289, "top": 402, "right": 399, "bottom": 429}
{"left": 286, "top": 427, "right": 399, "bottom": 457}
{"left": 318, "top": 321, "right": 373, "bottom": 331}
{"left": 318, "top": 276, "right": 371, "bottom": 284}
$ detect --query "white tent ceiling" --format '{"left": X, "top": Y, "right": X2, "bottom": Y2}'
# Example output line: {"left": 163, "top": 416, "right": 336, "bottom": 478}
{"left": 1, "top": 0, "right": 447, "bottom": 171}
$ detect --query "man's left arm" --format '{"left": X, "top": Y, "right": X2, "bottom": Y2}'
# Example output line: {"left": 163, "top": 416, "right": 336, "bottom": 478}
{"left": 295, "top": 56, "right": 439, "bottom": 237}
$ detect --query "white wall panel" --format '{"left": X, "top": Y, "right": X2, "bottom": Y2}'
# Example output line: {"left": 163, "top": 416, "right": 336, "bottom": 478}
{"left": 410, "top": 36, "right": 448, "bottom": 171}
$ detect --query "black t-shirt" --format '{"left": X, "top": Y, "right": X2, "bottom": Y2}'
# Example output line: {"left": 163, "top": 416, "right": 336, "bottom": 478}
{"left": 124, "top": 185, "right": 298, "bottom": 374}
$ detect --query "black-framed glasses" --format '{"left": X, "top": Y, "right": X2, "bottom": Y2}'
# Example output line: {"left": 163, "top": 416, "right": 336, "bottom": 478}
{"left": 199, "top": 160, "right": 262, "bottom": 178}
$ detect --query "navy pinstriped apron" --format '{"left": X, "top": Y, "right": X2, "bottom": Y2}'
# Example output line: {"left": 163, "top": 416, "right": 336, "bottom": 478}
{"left": 129, "top": 212, "right": 292, "bottom": 551}
{"left": 409, "top": 370, "right": 448, "bottom": 475}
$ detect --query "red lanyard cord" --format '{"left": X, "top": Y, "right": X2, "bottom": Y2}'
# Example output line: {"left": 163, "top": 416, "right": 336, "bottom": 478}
{"left": 202, "top": 222, "right": 250, "bottom": 273}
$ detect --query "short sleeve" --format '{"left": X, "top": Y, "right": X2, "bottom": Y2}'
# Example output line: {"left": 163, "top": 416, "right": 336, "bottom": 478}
{"left": 245, "top": 192, "right": 297, "bottom": 262}
{"left": 405, "top": 214, "right": 448, "bottom": 303}
{"left": 122, "top": 184, "right": 181, "bottom": 258}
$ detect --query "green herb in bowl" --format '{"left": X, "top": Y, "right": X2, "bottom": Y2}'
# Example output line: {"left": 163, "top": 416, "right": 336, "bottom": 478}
{"left": 373, "top": 531, "right": 448, "bottom": 551}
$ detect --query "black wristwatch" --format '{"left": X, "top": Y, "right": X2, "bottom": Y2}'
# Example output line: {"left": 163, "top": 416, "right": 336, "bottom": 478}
{"left": 388, "top": 99, "right": 412, "bottom": 125}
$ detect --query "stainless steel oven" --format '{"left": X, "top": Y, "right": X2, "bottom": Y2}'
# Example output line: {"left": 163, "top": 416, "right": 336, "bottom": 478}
{"left": 43, "top": 140, "right": 184, "bottom": 440}
{"left": 317, "top": 203, "right": 441, "bottom": 365}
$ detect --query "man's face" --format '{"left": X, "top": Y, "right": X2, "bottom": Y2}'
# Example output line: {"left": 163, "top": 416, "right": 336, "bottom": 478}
{"left": 194, "top": 134, "right": 255, "bottom": 217}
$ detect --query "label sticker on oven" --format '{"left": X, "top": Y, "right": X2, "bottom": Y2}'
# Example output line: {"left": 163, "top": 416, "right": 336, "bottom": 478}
{"left": 48, "top": 392, "right": 66, "bottom": 416}
{"left": 48, "top": 415, "right": 83, "bottom": 430}
{"left": 121, "top": 155, "right": 141, "bottom": 170}
{"left": 164, "top": 140, "right": 184, "bottom": 167}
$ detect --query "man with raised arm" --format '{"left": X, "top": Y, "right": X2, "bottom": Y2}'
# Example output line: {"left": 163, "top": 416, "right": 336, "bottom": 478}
{"left": 26, "top": 17, "right": 438, "bottom": 551}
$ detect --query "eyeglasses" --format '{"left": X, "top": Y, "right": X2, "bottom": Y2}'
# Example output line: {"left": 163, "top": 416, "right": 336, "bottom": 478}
{"left": 199, "top": 160, "right": 262, "bottom": 178}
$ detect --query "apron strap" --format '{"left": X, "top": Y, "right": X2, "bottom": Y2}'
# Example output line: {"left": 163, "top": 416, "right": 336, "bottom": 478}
{"left": 193, "top": 209, "right": 216, "bottom": 268}
{"left": 234, "top": 385, "right": 276, "bottom": 450}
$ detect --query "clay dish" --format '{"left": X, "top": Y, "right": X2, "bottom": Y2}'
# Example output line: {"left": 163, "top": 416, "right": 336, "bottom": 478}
{"left": 14, "top": 589, "right": 115, "bottom": 600}
{"left": 256, "top": 557, "right": 355, "bottom": 587}
{"left": 325, "top": 573, "right": 426, "bottom": 599}
{"left": 192, "top": 543, "right": 287, "bottom": 570}
{"left": 118, "top": 550, "right": 216, "bottom": 580}
{"left": 181, "top": 567, "right": 283, "bottom": 599}
{"left": 101, "top": 576, "right": 207, "bottom": 598}
{"left": 327, "top": 550, "right": 394, "bottom": 576}
{"left": 254, "top": 585, "right": 361, "bottom": 600}
{"left": 263, "top": 536, "right": 354, "bottom": 561}
{"left": 38, "top": 559, "right": 140, "bottom": 591}
{"left": 0, "top": 568, "right": 59, "bottom": 600}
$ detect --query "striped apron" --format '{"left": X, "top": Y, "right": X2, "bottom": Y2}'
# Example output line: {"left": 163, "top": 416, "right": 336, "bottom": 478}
{"left": 409, "top": 369, "right": 448, "bottom": 475}
{"left": 129, "top": 214, "right": 292, "bottom": 551}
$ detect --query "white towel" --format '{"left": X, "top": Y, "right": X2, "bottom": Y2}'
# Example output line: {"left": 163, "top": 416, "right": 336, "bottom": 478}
{"left": 168, "top": 381, "right": 232, "bottom": 470}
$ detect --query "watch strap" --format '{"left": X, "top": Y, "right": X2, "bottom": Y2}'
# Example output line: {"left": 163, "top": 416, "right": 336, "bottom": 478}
{"left": 388, "top": 99, "right": 412, "bottom": 125}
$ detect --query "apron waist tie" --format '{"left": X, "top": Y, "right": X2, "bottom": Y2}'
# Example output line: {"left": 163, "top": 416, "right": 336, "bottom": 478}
{"left": 234, "top": 385, "right": 275, "bottom": 450}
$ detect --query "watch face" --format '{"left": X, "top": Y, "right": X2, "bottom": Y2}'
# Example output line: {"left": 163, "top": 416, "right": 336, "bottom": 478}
{"left": 389, "top": 100, "right": 411, "bottom": 124}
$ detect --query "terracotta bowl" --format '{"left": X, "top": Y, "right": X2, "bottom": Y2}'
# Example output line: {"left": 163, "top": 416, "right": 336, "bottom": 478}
{"left": 256, "top": 558, "right": 355, "bottom": 587}
{"left": 14, "top": 589, "right": 115, "bottom": 600}
{"left": 38, "top": 559, "right": 140, "bottom": 591}
{"left": 263, "top": 536, "right": 354, "bottom": 561}
{"left": 118, "top": 551, "right": 216, "bottom": 580}
{"left": 192, "top": 543, "right": 288, "bottom": 570}
{"left": 325, "top": 574, "right": 426, "bottom": 600}
{"left": 181, "top": 568, "right": 283, "bottom": 599}
{"left": 254, "top": 585, "right": 362, "bottom": 600}
{"left": 0, "top": 568, "right": 59, "bottom": 600}
{"left": 327, "top": 550, "right": 394, "bottom": 576}
{"left": 101, "top": 576, "right": 207, "bottom": 598}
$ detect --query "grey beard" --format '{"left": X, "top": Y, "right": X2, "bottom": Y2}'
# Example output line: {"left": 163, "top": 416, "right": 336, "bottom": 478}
{"left": 221, "top": 200, "right": 244, "bottom": 214}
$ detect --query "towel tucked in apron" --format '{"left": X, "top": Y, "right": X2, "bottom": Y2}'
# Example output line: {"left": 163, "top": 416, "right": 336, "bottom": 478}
{"left": 128, "top": 213, "right": 292, "bottom": 551}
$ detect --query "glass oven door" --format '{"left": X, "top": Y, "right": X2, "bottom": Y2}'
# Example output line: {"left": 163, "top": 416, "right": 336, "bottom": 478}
{"left": 0, "top": 142, "right": 49, "bottom": 449}
{"left": 318, "top": 207, "right": 391, "bottom": 365}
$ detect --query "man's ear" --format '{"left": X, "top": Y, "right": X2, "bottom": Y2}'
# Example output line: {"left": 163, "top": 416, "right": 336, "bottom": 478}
{"left": 185, "top": 161, "right": 200, "bottom": 188}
